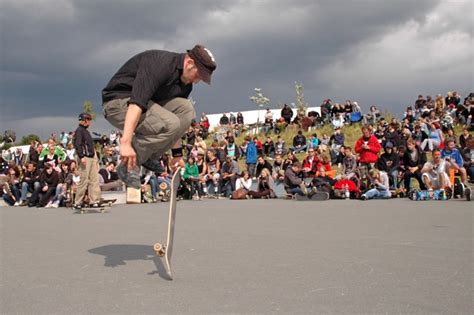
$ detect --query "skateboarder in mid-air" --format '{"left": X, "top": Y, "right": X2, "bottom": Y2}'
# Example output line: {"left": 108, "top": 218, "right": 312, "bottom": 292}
{"left": 102, "top": 44, "right": 217, "bottom": 188}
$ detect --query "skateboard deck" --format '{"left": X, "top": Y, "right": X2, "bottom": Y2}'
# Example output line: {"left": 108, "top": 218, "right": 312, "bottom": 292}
{"left": 75, "top": 205, "right": 111, "bottom": 214}
{"left": 408, "top": 189, "right": 451, "bottom": 201}
{"left": 294, "top": 191, "right": 329, "bottom": 201}
{"left": 154, "top": 167, "right": 181, "bottom": 280}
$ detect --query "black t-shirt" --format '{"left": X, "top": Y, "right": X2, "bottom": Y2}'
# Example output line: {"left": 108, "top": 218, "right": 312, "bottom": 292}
{"left": 102, "top": 50, "right": 192, "bottom": 112}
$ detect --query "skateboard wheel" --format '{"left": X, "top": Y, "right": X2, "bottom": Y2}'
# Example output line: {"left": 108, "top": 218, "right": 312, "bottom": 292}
{"left": 154, "top": 243, "right": 165, "bottom": 257}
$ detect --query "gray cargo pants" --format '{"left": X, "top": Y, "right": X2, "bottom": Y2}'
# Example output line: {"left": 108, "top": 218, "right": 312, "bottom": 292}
{"left": 103, "top": 97, "right": 195, "bottom": 165}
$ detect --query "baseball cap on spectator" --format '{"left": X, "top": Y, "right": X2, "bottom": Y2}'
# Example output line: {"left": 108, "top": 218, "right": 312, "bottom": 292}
{"left": 187, "top": 44, "right": 217, "bottom": 84}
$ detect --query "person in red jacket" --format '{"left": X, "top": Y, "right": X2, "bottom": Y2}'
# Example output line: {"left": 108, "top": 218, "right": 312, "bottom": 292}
{"left": 355, "top": 126, "right": 382, "bottom": 167}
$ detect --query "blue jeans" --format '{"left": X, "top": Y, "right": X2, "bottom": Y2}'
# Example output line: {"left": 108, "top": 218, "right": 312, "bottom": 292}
{"left": 364, "top": 188, "right": 391, "bottom": 199}
{"left": 21, "top": 181, "right": 40, "bottom": 202}
{"left": 3, "top": 184, "right": 21, "bottom": 206}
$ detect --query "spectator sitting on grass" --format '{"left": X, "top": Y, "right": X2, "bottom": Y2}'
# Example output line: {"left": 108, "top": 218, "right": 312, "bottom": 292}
{"left": 284, "top": 161, "right": 307, "bottom": 196}
{"left": 291, "top": 130, "right": 307, "bottom": 153}
{"left": 248, "top": 168, "right": 276, "bottom": 199}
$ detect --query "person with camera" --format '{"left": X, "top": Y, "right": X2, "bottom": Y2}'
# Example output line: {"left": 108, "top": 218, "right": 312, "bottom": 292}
{"left": 360, "top": 168, "right": 391, "bottom": 200}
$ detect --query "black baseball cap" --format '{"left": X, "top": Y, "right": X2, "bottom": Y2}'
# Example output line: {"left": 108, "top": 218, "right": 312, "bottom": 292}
{"left": 187, "top": 44, "right": 217, "bottom": 84}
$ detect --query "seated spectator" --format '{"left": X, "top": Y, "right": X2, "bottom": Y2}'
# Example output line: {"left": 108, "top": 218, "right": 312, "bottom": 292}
{"left": 316, "top": 155, "right": 333, "bottom": 178}
{"left": 183, "top": 156, "right": 202, "bottom": 199}
{"left": 360, "top": 169, "right": 391, "bottom": 200}
{"left": 403, "top": 139, "right": 427, "bottom": 191}
{"left": 283, "top": 150, "right": 299, "bottom": 171}
{"left": 19, "top": 161, "right": 41, "bottom": 206}
{"left": 459, "top": 127, "right": 472, "bottom": 149}
{"left": 47, "top": 161, "right": 71, "bottom": 207}
{"left": 331, "top": 113, "right": 345, "bottom": 129}
{"left": 461, "top": 138, "right": 474, "bottom": 183}
{"left": 248, "top": 168, "right": 276, "bottom": 199}
{"left": 318, "top": 133, "right": 330, "bottom": 153}
{"left": 363, "top": 105, "right": 380, "bottom": 125}
{"left": 41, "top": 144, "right": 61, "bottom": 168}
{"left": 28, "top": 163, "right": 59, "bottom": 207}
{"left": 420, "top": 122, "right": 444, "bottom": 152}
{"left": 274, "top": 136, "right": 286, "bottom": 155}
{"left": 329, "top": 127, "right": 344, "bottom": 163}
{"left": 225, "top": 136, "right": 240, "bottom": 161}
{"left": 99, "top": 161, "right": 122, "bottom": 191}
{"left": 441, "top": 139, "right": 469, "bottom": 187}
{"left": 235, "top": 170, "right": 252, "bottom": 191}
{"left": 355, "top": 126, "right": 382, "bottom": 168}
{"left": 263, "top": 109, "right": 274, "bottom": 134}
{"left": 291, "top": 130, "right": 307, "bottom": 153}
{"left": 421, "top": 149, "right": 450, "bottom": 191}
{"left": 263, "top": 137, "right": 275, "bottom": 158}
{"left": 256, "top": 155, "right": 273, "bottom": 178}
{"left": 312, "top": 166, "right": 336, "bottom": 195}
{"left": 376, "top": 142, "right": 400, "bottom": 189}
{"left": 65, "top": 142, "right": 76, "bottom": 161}
{"left": 284, "top": 162, "right": 307, "bottom": 196}
{"left": 204, "top": 150, "right": 221, "bottom": 195}
{"left": 221, "top": 155, "right": 240, "bottom": 197}
{"left": 384, "top": 123, "right": 401, "bottom": 148}
{"left": 337, "top": 146, "right": 357, "bottom": 180}
{"left": 412, "top": 124, "right": 428, "bottom": 147}
{"left": 253, "top": 137, "right": 263, "bottom": 155}
{"left": 274, "top": 117, "right": 287, "bottom": 134}
{"left": 2, "top": 165, "right": 21, "bottom": 206}
{"left": 302, "top": 148, "right": 320, "bottom": 177}
{"left": 272, "top": 154, "right": 285, "bottom": 183}
{"left": 307, "top": 133, "right": 320, "bottom": 152}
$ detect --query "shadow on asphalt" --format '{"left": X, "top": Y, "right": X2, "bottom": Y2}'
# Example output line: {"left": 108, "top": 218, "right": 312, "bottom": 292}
{"left": 88, "top": 244, "right": 171, "bottom": 280}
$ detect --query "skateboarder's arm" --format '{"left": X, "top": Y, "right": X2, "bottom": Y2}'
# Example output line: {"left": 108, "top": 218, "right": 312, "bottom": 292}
{"left": 121, "top": 104, "right": 142, "bottom": 169}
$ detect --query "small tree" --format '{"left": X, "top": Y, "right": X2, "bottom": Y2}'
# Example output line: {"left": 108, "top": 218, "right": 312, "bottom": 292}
{"left": 21, "top": 134, "right": 41, "bottom": 145}
{"left": 295, "top": 82, "right": 307, "bottom": 118}
{"left": 83, "top": 100, "right": 97, "bottom": 120}
{"left": 249, "top": 88, "right": 270, "bottom": 124}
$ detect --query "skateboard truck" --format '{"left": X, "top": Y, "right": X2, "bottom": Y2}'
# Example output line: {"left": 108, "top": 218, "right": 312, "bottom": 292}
{"left": 153, "top": 242, "right": 165, "bottom": 257}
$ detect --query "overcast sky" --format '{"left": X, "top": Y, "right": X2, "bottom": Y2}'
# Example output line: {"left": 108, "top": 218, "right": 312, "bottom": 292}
{"left": 1, "top": 0, "right": 472, "bottom": 139}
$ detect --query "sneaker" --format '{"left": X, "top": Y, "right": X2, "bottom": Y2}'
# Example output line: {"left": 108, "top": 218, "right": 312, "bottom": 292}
{"left": 360, "top": 194, "right": 368, "bottom": 201}
{"left": 52, "top": 201, "right": 60, "bottom": 208}
{"left": 465, "top": 187, "right": 471, "bottom": 201}
{"left": 20, "top": 200, "right": 28, "bottom": 206}
{"left": 13, "top": 201, "right": 21, "bottom": 207}
{"left": 73, "top": 204, "right": 82, "bottom": 210}
{"left": 299, "top": 182, "right": 308, "bottom": 195}
{"left": 90, "top": 203, "right": 100, "bottom": 208}
{"left": 45, "top": 201, "right": 53, "bottom": 208}
{"left": 117, "top": 163, "right": 141, "bottom": 189}
{"left": 141, "top": 158, "right": 165, "bottom": 174}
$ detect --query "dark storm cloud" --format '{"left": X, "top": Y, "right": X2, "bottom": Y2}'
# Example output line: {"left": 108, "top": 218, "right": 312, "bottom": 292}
{"left": 1, "top": 0, "right": 472, "bottom": 139}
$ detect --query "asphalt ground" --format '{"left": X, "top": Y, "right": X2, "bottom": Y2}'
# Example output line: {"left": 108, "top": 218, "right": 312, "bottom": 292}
{"left": 1, "top": 199, "right": 472, "bottom": 314}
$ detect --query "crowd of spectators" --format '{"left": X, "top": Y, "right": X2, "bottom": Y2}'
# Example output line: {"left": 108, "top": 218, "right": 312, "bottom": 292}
{"left": 1, "top": 91, "right": 473, "bottom": 207}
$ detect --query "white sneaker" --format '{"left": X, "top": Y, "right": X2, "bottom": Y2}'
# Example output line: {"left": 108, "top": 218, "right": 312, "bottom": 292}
{"left": 52, "top": 201, "right": 60, "bottom": 208}
{"left": 14, "top": 201, "right": 20, "bottom": 206}
{"left": 45, "top": 201, "right": 53, "bottom": 208}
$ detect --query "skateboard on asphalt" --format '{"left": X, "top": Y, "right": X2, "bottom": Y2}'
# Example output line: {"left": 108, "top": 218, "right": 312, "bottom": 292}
{"left": 408, "top": 189, "right": 451, "bottom": 201}
{"left": 294, "top": 191, "right": 330, "bottom": 201}
{"left": 153, "top": 167, "right": 181, "bottom": 280}
{"left": 75, "top": 202, "right": 112, "bottom": 214}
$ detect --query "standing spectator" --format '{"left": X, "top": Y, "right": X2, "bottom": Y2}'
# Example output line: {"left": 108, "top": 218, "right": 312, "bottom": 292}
{"left": 355, "top": 126, "right": 382, "bottom": 167}
{"left": 245, "top": 137, "right": 257, "bottom": 179}
{"left": 73, "top": 113, "right": 101, "bottom": 209}
{"left": 281, "top": 104, "right": 293, "bottom": 125}
{"left": 219, "top": 113, "right": 229, "bottom": 126}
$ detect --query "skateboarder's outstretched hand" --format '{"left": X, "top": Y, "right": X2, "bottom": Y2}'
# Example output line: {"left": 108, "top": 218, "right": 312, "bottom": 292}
{"left": 120, "top": 143, "right": 137, "bottom": 170}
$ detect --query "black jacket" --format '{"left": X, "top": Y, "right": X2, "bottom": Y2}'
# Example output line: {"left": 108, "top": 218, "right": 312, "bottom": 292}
{"left": 74, "top": 125, "right": 95, "bottom": 159}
